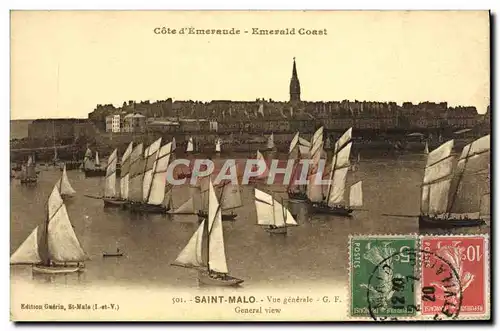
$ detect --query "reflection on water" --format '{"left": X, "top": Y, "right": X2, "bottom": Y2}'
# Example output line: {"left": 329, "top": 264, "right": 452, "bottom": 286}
{"left": 10, "top": 153, "right": 490, "bottom": 290}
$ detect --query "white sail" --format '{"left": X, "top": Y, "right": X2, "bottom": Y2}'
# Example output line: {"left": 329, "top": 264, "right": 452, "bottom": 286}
{"left": 172, "top": 137, "right": 177, "bottom": 152}
{"left": 328, "top": 167, "right": 348, "bottom": 206}
{"left": 10, "top": 227, "right": 41, "bottom": 264}
{"left": 142, "top": 138, "right": 163, "bottom": 203}
{"left": 424, "top": 141, "right": 429, "bottom": 154}
{"left": 220, "top": 182, "right": 242, "bottom": 210}
{"left": 289, "top": 132, "right": 300, "bottom": 154}
{"left": 334, "top": 128, "right": 352, "bottom": 153}
{"left": 95, "top": 152, "right": 100, "bottom": 168}
{"left": 311, "top": 127, "right": 324, "bottom": 147}
{"left": 186, "top": 137, "right": 194, "bottom": 152}
{"left": 307, "top": 144, "right": 324, "bottom": 203}
{"left": 349, "top": 181, "right": 363, "bottom": 208}
{"left": 47, "top": 185, "right": 86, "bottom": 262}
{"left": 447, "top": 135, "right": 490, "bottom": 215}
{"left": 104, "top": 149, "right": 118, "bottom": 198}
{"left": 299, "top": 137, "right": 311, "bottom": 147}
{"left": 207, "top": 179, "right": 228, "bottom": 274}
{"left": 173, "top": 220, "right": 205, "bottom": 268}
{"left": 128, "top": 143, "right": 144, "bottom": 202}
{"left": 267, "top": 133, "right": 275, "bottom": 149}
{"left": 254, "top": 189, "right": 274, "bottom": 226}
{"left": 215, "top": 139, "right": 221, "bottom": 153}
{"left": 120, "top": 142, "right": 134, "bottom": 199}
{"left": 147, "top": 142, "right": 172, "bottom": 205}
{"left": 299, "top": 144, "right": 310, "bottom": 158}
{"left": 58, "top": 164, "right": 76, "bottom": 196}
{"left": 420, "top": 140, "right": 454, "bottom": 216}
{"left": 273, "top": 198, "right": 297, "bottom": 227}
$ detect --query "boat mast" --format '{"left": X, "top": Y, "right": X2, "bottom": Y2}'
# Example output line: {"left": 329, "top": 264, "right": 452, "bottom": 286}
{"left": 281, "top": 197, "right": 287, "bottom": 230}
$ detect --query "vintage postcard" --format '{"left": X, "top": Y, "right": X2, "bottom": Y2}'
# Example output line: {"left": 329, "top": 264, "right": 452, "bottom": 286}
{"left": 9, "top": 10, "right": 491, "bottom": 322}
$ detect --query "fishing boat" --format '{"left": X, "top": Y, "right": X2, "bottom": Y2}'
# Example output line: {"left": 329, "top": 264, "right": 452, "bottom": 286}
{"left": 172, "top": 179, "right": 243, "bottom": 286}
{"left": 19, "top": 156, "right": 37, "bottom": 184}
{"left": 255, "top": 189, "right": 298, "bottom": 234}
{"left": 263, "top": 133, "right": 277, "bottom": 152}
{"left": 128, "top": 139, "right": 174, "bottom": 214}
{"left": 309, "top": 128, "right": 364, "bottom": 216}
{"left": 198, "top": 177, "right": 242, "bottom": 221}
{"left": 57, "top": 164, "right": 76, "bottom": 199}
{"left": 215, "top": 138, "right": 222, "bottom": 154}
{"left": 418, "top": 135, "right": 489, "bottom": 229}
{"left": 287, "top": 133, "right": 308, "bottom": 202}
{"left": 171, "top": 177, "right": 237, "bottom": 221}
{"left": 84, "top": 150, "right": 106, "bottom": 177}
{"left": 10, "top": 185, "right": 88, "bottom": 274}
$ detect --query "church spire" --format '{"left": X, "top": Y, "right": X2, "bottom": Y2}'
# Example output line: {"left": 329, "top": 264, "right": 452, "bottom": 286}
{"left": 289, "top": 57, "right": 301, "bottom": 102}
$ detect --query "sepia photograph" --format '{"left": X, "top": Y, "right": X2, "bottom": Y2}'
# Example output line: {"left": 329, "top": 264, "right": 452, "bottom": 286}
{"left": 9, "top": 10, "right": 491, "bottom": 322}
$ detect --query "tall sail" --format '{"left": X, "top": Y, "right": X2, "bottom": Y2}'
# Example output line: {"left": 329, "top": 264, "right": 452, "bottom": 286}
{"left": 299, "top": 136, "right": 311, "bottom": 147}
{"left": 120, "top": 142, "right": 134, "bottom": 199}
{"left": 220, "top": 182, "right": 242, "bottom": 210}
{"left": 420, "top": 140, "right": 455, "bottom": 216}
{"left": 447, "top": 135, "right": 490, "bottom": 216}
{"left": 83, "top": 148, "right": 93, "bottom": 170}
{"left": 128, "top": 143, "right": 144, "bottom": 202}
{"left": 327, "top": 142, "right": 352, "bottom": 207}
{"left": 254, "top": 189, "right": 274, "bottom": 226}
{"left": 254, "top": 189, "right": 297, "bottom": 227}
{"left": 172, "top": 220, "right": 205, "bottom": 268}
{"left": 267, "top": 133, "right": 275, "bottom": 149}
{"left": 289, "top": 132, "right": 300, "bottom": 155}
{"left": 172, "top": 137, "right": 177, "bottom": 152}
{"left": 46, "top": 185, "right": 86, "bottom": 263}
{"left": 146, "top": 142, "right": 173, "bottom": 205}
{"left": 186, "top": 137, "right": 194, "bottom": 152}
{"left": 215, "top": 139, "right": 221, "bottom": 153}
{"left": 142, "top": 138, "right": 162, "bottom": 202}
{"left": 424, "top": 141, "right": 429, "bottom": 154}
{"left": 307, "top": 141, "right": 325, "bottom": 202}
{"left": 334, "top": 127, "right": 352, "bottom": 153}
{"left": 104, "top": 149, "right": 118, "bottom": 198}
{"left": 95, "top": 152, "right": 100, "bottom": 168}
{"left": 207, "top": 179, "right": 228, "bottom": 274}
{"left": 349, "top": 181, "right": 363, "bottom": 208}
{"left": 58, "top": 164, "right": 76, "bottom": 196}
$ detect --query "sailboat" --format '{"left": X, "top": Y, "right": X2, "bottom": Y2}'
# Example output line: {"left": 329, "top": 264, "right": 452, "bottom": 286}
{"left": 418, "top": 135, "right": 489, "bottom": 228}
{"left": 186, "top": 137, "right": 195, "bottom": 153}
{"left": 287, "top": 134, "right": 308, "bottom": 202}
{"left": 172, "top": 178, "right": 243, "bottom": 286}
{"left": 57, "top": 164, "right": 76, "bottom": 199}
{"left": 171, "top": 177, "right": 238, "bottom": 221}
{"left": 309, "top": 128, "right": 364, "bottom": 216}
{"left": 177, "top": 137, "right": 194, "bottom": 179}
{"left": 19, "top": 155, "right": 37, "bottom": 184}
{"left": 198, "top": 178, "right": 242, "bottom": 221}
{"left": 248, "top": 149, "right": 269, "bottom": 184}
{"left": 124, "top": 143, "right": 144, "bottom": 210}
{"left": 129, "top": 139, "right": 174, "bottom": 214}
{"left": 84, "top": 150, "right": 106, "bottom": 177}
{"left": 263, "top": 133, "right": 277, "bottom": 152}
{"left": 255, "top": 189, "right": 298, "bottom": 234}
{"left": 215, "top": 138, "right": 222, "bottom": 154}
{"left": 424, "top": 141, "right": 429, "bottom": 155}
{"left": 10, "top": 184, "right": 88, "bottom": 274}
{"left": 102, "top": 142, "right": 134, "bottom": 207}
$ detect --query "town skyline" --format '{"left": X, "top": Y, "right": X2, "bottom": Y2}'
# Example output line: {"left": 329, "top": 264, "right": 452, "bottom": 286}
{"left": 11, "top": 11, "right": 490, "bottom": 120}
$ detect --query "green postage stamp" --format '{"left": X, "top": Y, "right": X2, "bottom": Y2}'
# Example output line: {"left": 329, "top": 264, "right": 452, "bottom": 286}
{"left": 350, "top": 235, "right": 419, "bottom": 319}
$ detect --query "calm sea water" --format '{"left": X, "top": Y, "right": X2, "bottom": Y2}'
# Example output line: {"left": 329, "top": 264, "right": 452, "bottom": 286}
{"left": 10, "top": 152, "right": 490, "bottom": 290}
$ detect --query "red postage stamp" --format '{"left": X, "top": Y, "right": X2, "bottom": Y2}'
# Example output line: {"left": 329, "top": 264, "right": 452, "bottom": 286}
{"left": 421, "top": 235, "right": 488, "bottom": 319}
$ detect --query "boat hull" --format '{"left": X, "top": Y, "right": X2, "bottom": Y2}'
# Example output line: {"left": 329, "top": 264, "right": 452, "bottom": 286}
{"left": 418, "top": 215, "right": 486, "bottom": 229}
{"left": 197, "top": 211, "right": 237, "bottom": 221}
{"left": 198, "top": 270, "right": 244, "bottom": 287}
{"left": 310, "top": 203, "right": 353, "bottom": 216}
{"left": 103, "top": 197, "right": 128, "bottom": 208}
{"left": 265, "top": 226, "right": 287, "bottom": 234}
{"left": 287, "top": 191, "right": 309, "bottom": 202}
{"left": 102, "top": 253, "right": 124, "bottom": 258}
{"left": 20, "top": 178, "right": 37, "bottom": 185}
{"left": 128, "top": 202, "right": 170, "bottom": 214}
{"left": 32, "top": 265, "right": 82, "bottom": 274}
{"left": 84, "top": 169, "right": 106, "bottom": 178}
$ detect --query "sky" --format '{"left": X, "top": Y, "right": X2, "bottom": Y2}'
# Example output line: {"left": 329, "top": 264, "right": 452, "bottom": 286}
{"left": 10, "top": 10, "right": 490, "bottom": 119}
